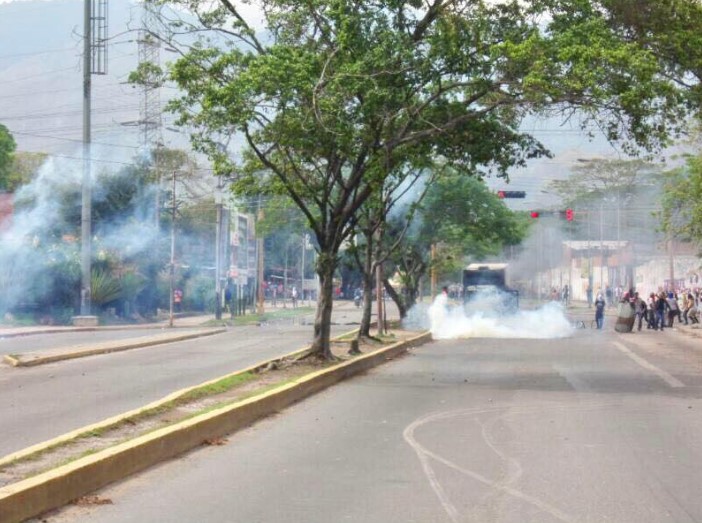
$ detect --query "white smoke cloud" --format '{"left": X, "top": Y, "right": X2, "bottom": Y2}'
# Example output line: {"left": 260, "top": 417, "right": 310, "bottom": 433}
{"left": 405, "top": 290, "right": 574, "bottom": 339}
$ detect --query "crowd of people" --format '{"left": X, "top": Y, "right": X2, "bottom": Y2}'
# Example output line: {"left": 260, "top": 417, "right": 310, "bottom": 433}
{"left": 592, "top": 286, "right": 701, "bottom": 331}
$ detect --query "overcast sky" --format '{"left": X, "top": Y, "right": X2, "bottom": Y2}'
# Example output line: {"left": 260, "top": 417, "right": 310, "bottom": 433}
{"left": 0, "top": 0, "right": 683, "bottom": 212}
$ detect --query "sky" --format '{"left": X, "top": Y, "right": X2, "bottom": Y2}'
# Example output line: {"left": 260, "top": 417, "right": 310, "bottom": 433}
{"left": 0, "top": 0, "right": 685, "bottom": 214}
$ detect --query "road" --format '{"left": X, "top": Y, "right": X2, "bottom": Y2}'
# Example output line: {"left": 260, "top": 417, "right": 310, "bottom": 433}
{"left": 43, "top": 322, "right": 702, "bottom": 523}
{"left": 0, "top": 303, "right": 367, "bottom": 457}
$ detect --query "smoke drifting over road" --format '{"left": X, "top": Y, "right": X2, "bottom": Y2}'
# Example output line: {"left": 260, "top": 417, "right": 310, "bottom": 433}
{"left": 405, "top": 290, "right": 573, "bottom": 339}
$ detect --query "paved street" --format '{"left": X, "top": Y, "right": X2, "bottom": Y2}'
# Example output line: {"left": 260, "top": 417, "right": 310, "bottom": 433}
{"left": 44, "top": 322, "right": 702, "bottom": 523}
{"left": 0, "top": 302, "right": 367, "bottom": 457}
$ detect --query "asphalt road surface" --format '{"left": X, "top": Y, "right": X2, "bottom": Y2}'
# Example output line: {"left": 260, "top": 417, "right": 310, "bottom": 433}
{"left": 0, "top": 306, "right": 364, "bottom": 457}
{"left": 44, "top": 324, "right": 702, "bottom": 523}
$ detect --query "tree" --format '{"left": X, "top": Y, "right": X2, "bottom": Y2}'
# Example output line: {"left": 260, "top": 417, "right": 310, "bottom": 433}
{"left": 385, "top": 172, "right": 529, "bottom": 314}
{"left": 156, "top": 0, "right": 688, "bottom": 358}
{"left": 547, "top": 158, "right": 663, "bottom": 245}
{"left": 349, "top": 165, "right": 430, "bottom": 338}
{"left": 660, "top": 154, "right": 702, "bottom": 246}
{"left": 5, "top": 151, "right": 47, "bottom": 193}
{"left": 600, "top": 0, "right": 702, "bottom": 112}
{"left": 548, "top": 159, "right": 660, "bottom": 207}
{"left": 0, "top": 124, "right": 17, "bottom": 192}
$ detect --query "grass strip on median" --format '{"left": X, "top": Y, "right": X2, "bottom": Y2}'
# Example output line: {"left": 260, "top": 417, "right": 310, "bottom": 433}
{"left": 0, "top": 328, "right": 411, "bottom": 487}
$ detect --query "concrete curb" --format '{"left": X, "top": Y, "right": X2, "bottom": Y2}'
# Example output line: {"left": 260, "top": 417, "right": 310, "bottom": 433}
{"left": 2, "top": 328, "right": 226, "bottom": 367}
{"left": 0, "top": 331, "right": 432, "bottom": 523}
{"left": 0, "top": 321, "right": 212, "bottom": 340}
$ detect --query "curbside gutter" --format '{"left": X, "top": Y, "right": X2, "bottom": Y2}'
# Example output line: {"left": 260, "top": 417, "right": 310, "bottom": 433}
{"left": 0, "top": 331, "right": 432, "bottom": 523}
{"left": 2, "top": 328, "right": 226, "bottom": 367}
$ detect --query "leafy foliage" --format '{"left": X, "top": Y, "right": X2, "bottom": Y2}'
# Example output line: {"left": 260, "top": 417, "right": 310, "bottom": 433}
{"left": 0, "top": 123, "right": 17, "bottom": 192}
{"left": 90, "top": 268, "right": 122, "bottom": 306}
{"left": 660, "top": 154, "right": 702, "bottom": 246}
{"left": 155, "top": 0, "right": 693, "bottom": 355}
{"left": 386, "top": 171, "right": 529, "bottom": 310}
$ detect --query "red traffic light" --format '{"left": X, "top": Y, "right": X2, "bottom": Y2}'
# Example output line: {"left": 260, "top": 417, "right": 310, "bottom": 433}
{"left": 565, "top": 208, "right": 574, "bottom": 221}
{"left": 530, "top": 211, "right": 540, "bottom": 218}
{"left": 497, "top": 190, "right": 526, "bottom": 198}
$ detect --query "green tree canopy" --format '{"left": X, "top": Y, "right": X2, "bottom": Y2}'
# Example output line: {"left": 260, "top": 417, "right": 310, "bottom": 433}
{"left": 154, "top": 0, "right": 691, "bottom": 357}
{"left": 0, "top": 124, "right": 17, "bottom": 192}
{"left": 660, "top": 154, "right": 702, "bottom": 246}
{"left": 386, "top": 172, "right": 529, "bottom": 311}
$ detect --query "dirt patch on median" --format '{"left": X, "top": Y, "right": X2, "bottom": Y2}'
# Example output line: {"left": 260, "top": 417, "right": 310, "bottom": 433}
{"left": 0, "top": 329, "right": 419, "bottom": 488}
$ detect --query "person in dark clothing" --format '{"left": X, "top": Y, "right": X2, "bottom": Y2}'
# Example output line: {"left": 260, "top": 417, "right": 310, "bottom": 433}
{"left": 633, "top": 292, "right": 646, "bottom": 331}
{"left": 595, "top": 292, "right": 606, "bottom": 330}
{"left": 655, "top": 292, "right": 669, "bottom": 331}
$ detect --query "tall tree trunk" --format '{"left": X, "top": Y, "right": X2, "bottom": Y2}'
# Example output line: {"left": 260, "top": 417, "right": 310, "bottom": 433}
{"left": 311, "top": 252, "right": 335, "bottom": 360}
{"left": 359, "top": 232, "right": 374, "bottom": 338}
{"left": 383, "top": 277, "right": 407, "bottom": 319}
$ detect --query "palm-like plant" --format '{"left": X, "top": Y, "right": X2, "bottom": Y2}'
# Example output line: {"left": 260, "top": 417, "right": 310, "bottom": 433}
{"left": 90, "top": 268, "right": 121, "bottom": 306}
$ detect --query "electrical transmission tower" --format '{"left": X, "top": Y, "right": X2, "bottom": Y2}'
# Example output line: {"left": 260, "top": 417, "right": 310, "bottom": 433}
{"left": 138, "top": 0, "right": 165, "bottom": 227}
{"left": 138, "top": 0, "right": 163, "bottom": 152}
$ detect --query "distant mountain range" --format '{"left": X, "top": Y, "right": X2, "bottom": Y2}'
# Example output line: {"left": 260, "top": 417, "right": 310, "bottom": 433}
{"left": 1, "top": 0, "right": 674, "bottom": 211}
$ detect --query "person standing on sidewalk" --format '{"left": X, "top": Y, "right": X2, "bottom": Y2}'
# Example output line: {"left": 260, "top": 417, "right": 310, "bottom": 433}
{"left": 595, "top": 293, "right": 606, "bottom": 330}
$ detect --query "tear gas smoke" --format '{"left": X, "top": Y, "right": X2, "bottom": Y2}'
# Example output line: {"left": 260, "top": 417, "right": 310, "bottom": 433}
{"left": 404, "top": 289, "right": 574, "bottom": 339}
{"left": 0, "top": 148, "right": 166, "bottom": 316}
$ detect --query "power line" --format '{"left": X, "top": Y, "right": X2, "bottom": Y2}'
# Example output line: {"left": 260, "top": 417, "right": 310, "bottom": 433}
{"left": 9, "top": 130, "right": 139, "bottom": 150}
{"left": 0, "top": 46, "right": 79, "bottom": 61}
{"left": 0, "top": 105, "right": 140, "bottom": 121}
{"left": 0, "top": 65, "right": 81, "bottom": 84}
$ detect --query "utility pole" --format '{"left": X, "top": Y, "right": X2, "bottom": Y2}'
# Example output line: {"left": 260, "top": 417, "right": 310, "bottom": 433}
{"left": 430, "top": 244, "right": 437, "bottom": 299}
{"left": 79, "top": 0, "right": 107, "bottom": 320}
{"left": 599, "top": 201, "right": 604, "bottom": 293}
{"left": 214, "top": 180, "right": 223, "bottom": 320}
{"left": 80, "top": 0, "right": 92, "bottom": 317}
{"left": 669, "top": 235, "right": 675, "bottom": 292}
{"left": 169, "top": 170, "right": 176, "bottom": 327}
{"left": 301, "top": 233, "right": 306, "bottom": 306}
{"left": 256, "top": 198, "right": 265, "bottom": 315}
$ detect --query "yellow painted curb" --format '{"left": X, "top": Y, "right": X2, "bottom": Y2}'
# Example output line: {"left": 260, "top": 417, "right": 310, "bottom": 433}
{"left": 0, "top": 331, "right": 431, "bottom": 523}
{"left": 2, "top": 328, "right": 226, "bottom": 367}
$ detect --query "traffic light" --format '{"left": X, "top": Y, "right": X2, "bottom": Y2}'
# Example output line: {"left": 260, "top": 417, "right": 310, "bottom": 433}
{"left": 497, "top": 190, "right": 526, "bottom": 199}
{"left": 565, "top": 208, "right": 574, "bottom": 221}
{"left": 530, "top": 211, "right": 540, "bottom": 219}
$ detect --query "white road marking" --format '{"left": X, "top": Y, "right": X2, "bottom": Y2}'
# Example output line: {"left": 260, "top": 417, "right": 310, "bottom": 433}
{"left": 612, "top": 341, "right": 685, "bottom": 389}
{"left": 404, "top": 409, "right": 574, "bottom": 523}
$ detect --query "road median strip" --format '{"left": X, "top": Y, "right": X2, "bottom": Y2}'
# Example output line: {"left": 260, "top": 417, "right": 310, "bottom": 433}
{"left": 2, "top": 328, "right": 226, "bottom": 367}
{"left": 0, "top": 329, "right": 431, "bottom": 523}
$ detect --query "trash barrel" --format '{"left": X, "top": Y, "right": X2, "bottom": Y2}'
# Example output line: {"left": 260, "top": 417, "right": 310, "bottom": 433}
{"left": 614, "top": 302, "right": 636, "bottom": 333}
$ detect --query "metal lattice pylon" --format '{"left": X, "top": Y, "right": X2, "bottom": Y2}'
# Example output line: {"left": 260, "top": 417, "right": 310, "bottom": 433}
{"left": 138, "top": 0, "right": 163, "bottom": 151}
